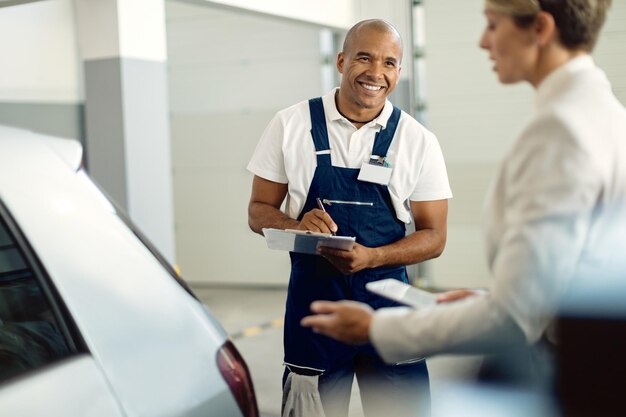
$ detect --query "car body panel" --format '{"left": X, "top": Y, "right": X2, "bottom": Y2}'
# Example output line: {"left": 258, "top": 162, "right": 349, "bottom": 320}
{"left": 0, "top": 355, "right": 124, "bottom": 416}
{"left": 0, "top": 126, "right": 244, "bottom": 416}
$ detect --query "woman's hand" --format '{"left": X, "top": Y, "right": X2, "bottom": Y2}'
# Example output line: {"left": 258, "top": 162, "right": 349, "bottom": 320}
{"left": 436, "top": 288, "right": 487, "bottom": 303}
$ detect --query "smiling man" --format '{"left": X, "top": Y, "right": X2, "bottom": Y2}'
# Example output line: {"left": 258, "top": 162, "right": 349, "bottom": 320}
{"left": 247, "top": 19, "right": 452, "bottom": 417}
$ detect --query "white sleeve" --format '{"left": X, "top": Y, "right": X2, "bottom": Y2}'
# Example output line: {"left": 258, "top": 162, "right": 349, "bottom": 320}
{"left": 491, "top": 114, "right": 602, "bottom": 342}
{"left": 371, "top": 114, "right": 602, "bottom": 363}
{"left": 370, "top": 294, "right": 526, "bottom": 363}
{"left": 410, "top": 131, "right": 452, "bottom": 201}
{"left": 246, "top": 113, "right": 288, "bottom": 184}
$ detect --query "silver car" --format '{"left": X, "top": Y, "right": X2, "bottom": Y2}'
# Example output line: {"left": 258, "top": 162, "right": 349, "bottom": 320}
{"left": 0, "top": 125, "right": 259, "bottom": 417}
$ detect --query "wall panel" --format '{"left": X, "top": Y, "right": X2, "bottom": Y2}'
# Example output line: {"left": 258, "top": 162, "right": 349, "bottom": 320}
{"left": 167, "top": 2, "right": 325, "bottom": 284}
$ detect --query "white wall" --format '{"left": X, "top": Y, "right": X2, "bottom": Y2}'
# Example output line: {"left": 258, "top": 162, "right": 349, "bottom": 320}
{"left": 0, "top": 0, "right": 81, "bottom": 102}
{"left": 166, "top": 1, "right": 326, "bottom": 285}
{"left": 594, "top": 0, "right": 626, "bottom": 101}
{"left": 74, "top": 0, "right": 167, "bottom": 62}
{"left": 423, "top": 0, "right": 626, "bottom": 288}
{"left": 190, "top": 0, "right": 414, "bottom": 79}
{"left": 188, "top": 0, "right": 355, "bottom": 30}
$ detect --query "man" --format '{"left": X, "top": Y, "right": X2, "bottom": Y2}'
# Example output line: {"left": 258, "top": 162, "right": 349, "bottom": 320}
{"left": 248, "top": 19, "right": 451, "bottom": 417}
{"left": 302, "top": 0, "right": 626, "bottom": 392}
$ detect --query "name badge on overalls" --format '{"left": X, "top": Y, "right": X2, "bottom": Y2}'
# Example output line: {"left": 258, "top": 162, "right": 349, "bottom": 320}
{"left": 357, "top": 156, "right": 392, "bottom": 185}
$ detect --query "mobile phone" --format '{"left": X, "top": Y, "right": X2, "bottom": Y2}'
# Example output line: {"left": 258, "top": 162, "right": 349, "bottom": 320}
{"left": 366, "top": 278, "right": 437, "bottom": 309}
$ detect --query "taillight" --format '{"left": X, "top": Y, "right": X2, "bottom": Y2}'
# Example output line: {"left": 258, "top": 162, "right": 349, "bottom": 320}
{"left": 216, "top": 340, "right": 259, "bottom": 417}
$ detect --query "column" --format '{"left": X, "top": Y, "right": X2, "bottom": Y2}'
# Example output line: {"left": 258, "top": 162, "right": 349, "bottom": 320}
{"left": 75, "top": 0, "right": 176, "bottom": 263}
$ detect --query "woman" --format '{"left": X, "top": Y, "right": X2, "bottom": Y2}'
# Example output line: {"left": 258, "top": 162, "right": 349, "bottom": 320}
{"left": 302, "top": 0, "right": 625, "bottom": 375}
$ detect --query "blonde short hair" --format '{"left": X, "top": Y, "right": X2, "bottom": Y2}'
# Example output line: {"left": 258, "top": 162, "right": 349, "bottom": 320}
{"left": 485, "top": 0, "right": 612, "bottom": 51}
{"left": 485, "top": 0, "right": 540, "bottom": 16}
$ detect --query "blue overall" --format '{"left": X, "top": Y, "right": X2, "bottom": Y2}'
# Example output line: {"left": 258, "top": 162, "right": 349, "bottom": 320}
{"left": 283, "top": 98, "right": 430, "bottom": 417}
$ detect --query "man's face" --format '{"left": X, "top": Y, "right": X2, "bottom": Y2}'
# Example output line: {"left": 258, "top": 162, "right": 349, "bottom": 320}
{"left": 337, "top": 28, "right": 402, "bottom": 111}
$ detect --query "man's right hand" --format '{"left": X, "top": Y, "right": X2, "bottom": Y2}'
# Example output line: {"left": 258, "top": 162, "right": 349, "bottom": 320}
{"left": 298, "top": 209, "right": 338, "bottom": 235}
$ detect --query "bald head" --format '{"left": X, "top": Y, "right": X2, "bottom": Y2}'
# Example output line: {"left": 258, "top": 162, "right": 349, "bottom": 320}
{"left": 335, "top": 18, "right": 403, "bottom": 117}
{"left": 342, "top": 19, "right": 403, "bottom": 58}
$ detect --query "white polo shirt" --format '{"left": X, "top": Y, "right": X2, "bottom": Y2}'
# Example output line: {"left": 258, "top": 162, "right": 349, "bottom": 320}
{"left": 247, "top": 88, "right": 452, "bottom": 224}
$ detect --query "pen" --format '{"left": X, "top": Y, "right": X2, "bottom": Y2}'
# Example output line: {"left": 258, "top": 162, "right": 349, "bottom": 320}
{"left": 316, "top": 197, "right": 336, "bottom": 236}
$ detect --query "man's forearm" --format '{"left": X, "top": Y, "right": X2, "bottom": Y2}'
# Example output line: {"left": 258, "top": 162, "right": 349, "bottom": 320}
{"left": 371, "top": 228, "right": 446, "bottom": 269}
{"left": 248, "top": 201, "right": 299, "bottom": 235}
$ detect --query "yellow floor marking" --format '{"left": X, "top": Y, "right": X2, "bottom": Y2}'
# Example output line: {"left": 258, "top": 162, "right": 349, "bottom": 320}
{"left": 271, "top": 318, "right": 285, "bottom": 327}
{"left": 231, "top": 317, "right": 284, "bottom": 340}
{"left": 242, "top": 326, "right": 263, "bottom": 337}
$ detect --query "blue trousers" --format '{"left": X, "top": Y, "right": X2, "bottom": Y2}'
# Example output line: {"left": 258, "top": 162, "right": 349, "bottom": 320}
{"left": 284, "top": 352, "right": 430, "bottom": 417}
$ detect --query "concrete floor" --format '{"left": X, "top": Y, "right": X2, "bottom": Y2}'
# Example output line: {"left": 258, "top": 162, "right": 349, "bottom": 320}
{"left": 193, "top": 286, "right": 485, "bottom": 417}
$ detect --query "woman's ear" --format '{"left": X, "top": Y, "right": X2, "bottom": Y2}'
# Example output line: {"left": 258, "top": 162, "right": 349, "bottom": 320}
{"left": 534, "top": 11, "right": 557, "bottom": 47}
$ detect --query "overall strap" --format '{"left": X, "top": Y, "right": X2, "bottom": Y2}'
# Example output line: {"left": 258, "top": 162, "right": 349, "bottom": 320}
{"left": 372, "top": 106, "right": 402, "bottom": 158}
{"left": 308, "top": 97, "right": 332, "bottom": 167}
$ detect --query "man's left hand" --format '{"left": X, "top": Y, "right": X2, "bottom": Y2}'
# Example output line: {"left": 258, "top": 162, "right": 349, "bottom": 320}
{"left": 300, "top": 300, "right": 373, "bottom": 345}
{"left": 317, "top": 243, "right": 378, "bottom": 274}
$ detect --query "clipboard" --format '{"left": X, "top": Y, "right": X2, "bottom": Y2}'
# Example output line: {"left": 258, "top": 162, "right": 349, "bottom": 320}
{"left": 262, "top": 228, "right": 355, "bottom": 255}
{"left": 365, "top": 279, "right": 437, "bottom": 309}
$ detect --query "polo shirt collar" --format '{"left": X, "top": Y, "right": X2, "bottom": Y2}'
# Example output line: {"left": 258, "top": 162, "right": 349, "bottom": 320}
{"left": 322, "top": 88, "right": 394, "bottom": 129}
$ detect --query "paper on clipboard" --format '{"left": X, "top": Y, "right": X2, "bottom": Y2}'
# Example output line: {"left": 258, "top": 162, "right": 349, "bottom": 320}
{"left": 262, "top": 228, "right": 355, "bottom": 255}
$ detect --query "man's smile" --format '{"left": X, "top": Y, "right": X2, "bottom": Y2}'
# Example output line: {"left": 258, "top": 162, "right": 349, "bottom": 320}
{"left": 358, "top": 81, "right": 385, "bottom": 92}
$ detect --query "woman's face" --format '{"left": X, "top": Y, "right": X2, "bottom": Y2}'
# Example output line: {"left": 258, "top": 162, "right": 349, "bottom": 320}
{"left": 479, "top": 10, "right": 538, "bottom": 84}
